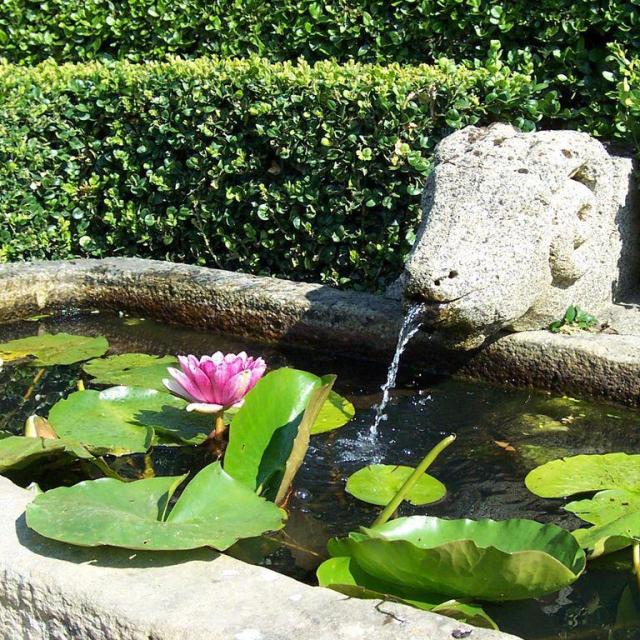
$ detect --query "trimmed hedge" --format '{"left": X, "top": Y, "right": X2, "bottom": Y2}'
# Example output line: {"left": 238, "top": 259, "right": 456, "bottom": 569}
{"left": 0, "top": 56, "right": 562, "bottom": 290}
{"left": 1, "top": 1, "right": 638, "bottom": 71}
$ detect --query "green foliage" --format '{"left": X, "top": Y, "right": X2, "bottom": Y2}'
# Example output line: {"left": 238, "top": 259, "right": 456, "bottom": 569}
{"left": 224, "top": 368, "right": 335, "bottom": 501}
{"left": 526, "top": 454, "right": 640, "bottom": 558}
{"left": 48, "top": 386, "right": 212, "bottom": 454}
{"left": 548, "top": 306, "right": 598, "bottom": 334}
{"left": 83, "top": 353, "right": 178, "bottom": 390}
{"left": 311, "top": 390, "right": 354, "bottom": 435}
{"left": 0, "top": 333, "right": 109, "bottom": 366}
{"left": 323, "top": 516, "right": 585, "bottom": 602}
{"left": 525, "top": 453, "right": 640, "bottom": 498}
{"left": 0, "top": 56, "right": 560, "bottom": 290}
{"left": 346, "top": 464, "right": 446, "bottom": 507}
{"left": 0, "top": 431, "right": 91, "bottom": 472}
{"left": 317, "top": 556, "right": 498, "bottom": 629}
{"left": 25, "top": 461, "right": 286, "bottom": 550}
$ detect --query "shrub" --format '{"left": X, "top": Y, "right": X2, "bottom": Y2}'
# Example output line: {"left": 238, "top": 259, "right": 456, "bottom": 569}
{"left": 0, "top": 56, "right": 560, "bottom": 290}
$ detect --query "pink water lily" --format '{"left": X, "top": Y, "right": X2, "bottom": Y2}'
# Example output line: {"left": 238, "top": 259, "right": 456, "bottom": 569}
{"left": 163, "top": 352, "right": 266, "bottom": 415}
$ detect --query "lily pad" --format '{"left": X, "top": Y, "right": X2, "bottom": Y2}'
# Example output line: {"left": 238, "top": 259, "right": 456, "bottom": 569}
{"left": 83, "top": 354, "right": 178, "bottom": 390}
{"left": 311, "top": 391, "right": 355, "bottom": 434}
{"left": 573, "top": 510, "right": 640, "bottom": 558}
{"left": 317, "top": 556, "right": 497, "bottom": 629}
{"left": 329, "top": 516, "right": 585, "bottom": 601}
{"left": 346, "top": 464, "right": 446, "bottom": 506}
{"left": 525, "top": 453, "right": 640, "bottom": 498}
{"left": 0, "top": 431, "right": 93, "bottom": 473}
{"left": 224, "top": 368, "right": 331, "bottom": 500}
{"left": 49, "top": 386, "right": 212, "bottom": 455}
{"left": 0, "top": 333, "right": 108, "bottom": 366}
{"left": 566, "top": 489, "right": 640, "bottom": 526}
{"left": 26, "top": 462, "right": 285, "bottom": 551}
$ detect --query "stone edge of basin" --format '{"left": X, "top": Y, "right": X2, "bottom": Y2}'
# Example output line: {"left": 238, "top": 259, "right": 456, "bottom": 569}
{"left": 1, "top": 257, "right": 640, "bottom": 406}
{"left": 0, "top": 477, "right": 518, "bottom": 640}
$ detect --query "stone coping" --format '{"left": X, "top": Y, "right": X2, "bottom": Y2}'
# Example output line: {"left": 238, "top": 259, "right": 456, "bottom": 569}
{"left": 1, "top": 258, "right": 640, "bottom": 406}
{"left": 0, "top": 478, "right": 517, "bottom": 640}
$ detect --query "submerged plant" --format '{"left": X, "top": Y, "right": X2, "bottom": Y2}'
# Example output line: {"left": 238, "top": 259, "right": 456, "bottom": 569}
{"left": 163, "top": 352, "right": 266, "bottom": 438}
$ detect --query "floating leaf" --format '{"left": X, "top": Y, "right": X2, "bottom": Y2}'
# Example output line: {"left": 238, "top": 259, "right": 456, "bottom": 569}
{"left": 26, "top": 462, "right": 285, "bottom": 551}
{"left": 346, "top": 464, "right": 446, "bottom": 506}
{"left": 0, "top": 432, "right": 93, "bottom": 473}
{"left": 329, "top": 516, "right": 585, "bottom": 601}
{"left": 573, "top": 511, "right": 640, "bottom": 558}
{"left": 317, "top": 556, "right": 497, "bottom": 629}
{"left": 49, "top": 386, "right": 211, "bottom": 455}
{"left": 311, "top": 391, "right": 354, "bottom": 434}
{"left": 224, "top": 368, "right": 326, "bottom": 499}
{"left": 0, "top": 333, "right": 109, "bottom": 366}
{"left": 566, "top": 489, "right": 640, "bottom": 526}
{"left": 83, "top": 353, "right": 178, "bottom": 390}
{"left": 525, "top": 454, "right": 640, "bottom": 498}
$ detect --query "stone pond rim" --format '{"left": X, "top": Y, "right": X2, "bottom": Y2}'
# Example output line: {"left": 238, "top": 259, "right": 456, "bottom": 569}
{"left": 1, "top": 257, "right": 640, "bottom": 407}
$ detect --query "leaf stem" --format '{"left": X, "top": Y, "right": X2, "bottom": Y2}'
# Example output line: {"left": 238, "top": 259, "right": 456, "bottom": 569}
{"left": 23, "top": 368, "right": 46, "bottom": 401}
{"left": 633, "top": 542, "right": 640, "bottom": 594}
{"left": 372, "top": 433, "right": 456, "bottom": 527}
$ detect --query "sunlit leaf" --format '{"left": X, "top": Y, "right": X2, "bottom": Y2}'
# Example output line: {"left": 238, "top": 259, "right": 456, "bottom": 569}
{"left": 525, "top": 454, "right": 640, "bottom": 498}
{"left": 224, "top": 368, "right": 325, "bottom": 500}
{"left": 49, "top": 386, "right": 211, "bottom": 455}
{"left": 0, "top": 333, "right": 108, "bottom": 366}
{"left": 311, "top": 391, "right": 355, "bottom": 434}
{"left": 346, "top": 464, "right": 445, "bottom": 506}
{"left": 83, "top": 353, "right": 178, "bottom": 390}
{"left": 329, "top": 516, "right": 585, "bottom": 601}
{"left": 26, "top": 462, "right": 285, "bottom": 550}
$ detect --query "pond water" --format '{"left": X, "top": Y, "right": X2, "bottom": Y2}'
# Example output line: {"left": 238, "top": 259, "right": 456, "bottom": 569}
{"left": 1, "top": 311, "right": 639, "bottom": 639}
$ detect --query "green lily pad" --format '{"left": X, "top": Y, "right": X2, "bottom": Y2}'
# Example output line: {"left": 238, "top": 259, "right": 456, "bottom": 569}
{"left": 0, "top": 333, "right": 109, "bottom": 366}
{"left": 26, "top": 462, "right": 285, "bottom": 551}
{"left": 0, "top": 431, "right": 94, "bottom": 473}
{"left": 225, "top": 368, "right": 330, "bottom": 500}
{"left": 566, "top": 489, "right": 640, "bottom": 526}
{"left": 317, "top": 556, "right": 497, "bottom": 629}
{"left": 311, "top": 391, "right": 355, "bottom": 434}
{"left": 49, "top": 386, "right": 212, "bottom": 455}
{"left": 346, "top": 464, "right": 446, "bottom": 506}
{"left": 573, "top": 510, "right": 640, "bottom": 558}
{"left": 329, "top": 516, "right": 585, "bottom": 602}
{"left": 83, "top": 354, "right": 178, "bottom": 390}
{"left": 525, "top": 453, "right": 640, "bottom": 498}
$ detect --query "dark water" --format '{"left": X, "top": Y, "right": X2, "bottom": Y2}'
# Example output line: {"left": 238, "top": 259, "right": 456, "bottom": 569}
{"left": 1, "top": 311, "right": 640, "bottom": 639}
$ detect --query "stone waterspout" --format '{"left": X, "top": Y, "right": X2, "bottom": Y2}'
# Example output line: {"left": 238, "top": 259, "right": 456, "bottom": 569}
{"left": 402, "top": 123, "right": 639, "bottom": 349}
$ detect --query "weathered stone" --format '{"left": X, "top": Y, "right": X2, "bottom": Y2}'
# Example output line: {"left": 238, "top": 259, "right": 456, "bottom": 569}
{"left": 2, "top": 258, "right": 640, "bottom": 407}
{"left": 403, "top": 124, "right": 639, "bottom": 348}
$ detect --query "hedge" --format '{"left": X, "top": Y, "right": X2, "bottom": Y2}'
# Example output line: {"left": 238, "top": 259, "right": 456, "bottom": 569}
{"left": 0, "top": 56, "right": 564, "bottom": 290}
{"left": 1, "top": 1, "right": 638, "bottom": 127}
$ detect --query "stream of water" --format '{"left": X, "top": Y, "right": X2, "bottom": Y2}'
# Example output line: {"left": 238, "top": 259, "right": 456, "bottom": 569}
{"left": 370, "top": 303, "right": 425, "bottom": 436}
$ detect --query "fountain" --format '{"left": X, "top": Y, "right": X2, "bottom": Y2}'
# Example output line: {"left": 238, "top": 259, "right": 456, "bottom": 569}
{"left": 370, "top": 303, "right": 425, "bottom": 436}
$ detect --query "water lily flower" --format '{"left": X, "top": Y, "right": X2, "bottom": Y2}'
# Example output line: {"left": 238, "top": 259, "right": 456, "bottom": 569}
{"left": 163, "top": 352, "right": 266, "bottom": 438}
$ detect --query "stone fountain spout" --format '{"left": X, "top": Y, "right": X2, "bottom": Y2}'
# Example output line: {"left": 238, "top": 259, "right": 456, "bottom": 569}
{"left": 402, "top": 123, "right": 639, "bottom": 350}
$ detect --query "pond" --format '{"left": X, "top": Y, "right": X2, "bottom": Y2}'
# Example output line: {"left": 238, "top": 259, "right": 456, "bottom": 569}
{"left": 0, "top": 310, "right": 639, "bottom": 639}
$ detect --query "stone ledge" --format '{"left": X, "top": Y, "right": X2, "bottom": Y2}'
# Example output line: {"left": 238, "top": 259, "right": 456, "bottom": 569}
{"left": 1, "top": 258, "right": 640, "bottom": 406}
{"left": 0, "top": 478, "right": 517, "bottom": 640}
